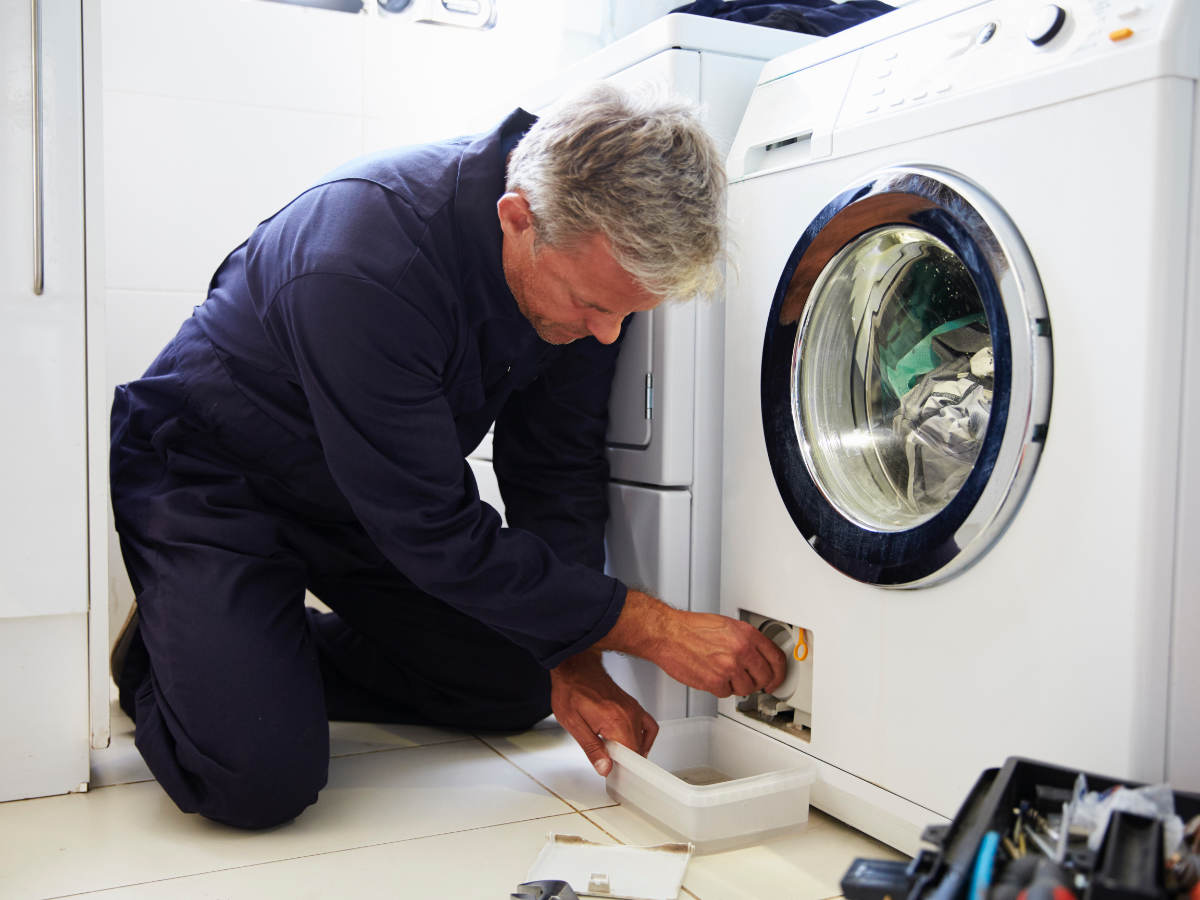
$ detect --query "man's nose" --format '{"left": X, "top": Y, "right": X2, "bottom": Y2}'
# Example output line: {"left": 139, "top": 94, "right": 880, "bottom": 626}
{"left": 588, "top": 313, "right": 624, "bottom": 345}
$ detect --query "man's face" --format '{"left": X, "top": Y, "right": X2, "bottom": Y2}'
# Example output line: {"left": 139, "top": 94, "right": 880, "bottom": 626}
{"left": 498, "top": 193, "right": 662, "bottom": 345}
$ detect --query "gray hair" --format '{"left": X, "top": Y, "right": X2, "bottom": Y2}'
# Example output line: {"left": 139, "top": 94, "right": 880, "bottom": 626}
{"left": 506, "top": 82, "right": 726, "bottom": 301}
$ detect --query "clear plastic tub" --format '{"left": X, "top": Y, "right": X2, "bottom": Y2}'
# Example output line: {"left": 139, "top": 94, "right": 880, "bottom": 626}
{"left": 605, "top": 716, "right": 816, "bottom": 852}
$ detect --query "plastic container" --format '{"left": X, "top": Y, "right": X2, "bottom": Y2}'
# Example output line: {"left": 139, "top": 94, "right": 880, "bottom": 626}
{"left": 605, "top": 716, "right": 816, "bottom": 852}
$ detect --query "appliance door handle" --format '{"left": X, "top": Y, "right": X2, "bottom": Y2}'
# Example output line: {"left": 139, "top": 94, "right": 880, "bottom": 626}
{"left": 31, "top": 0, "right": 44, "bottom": 296}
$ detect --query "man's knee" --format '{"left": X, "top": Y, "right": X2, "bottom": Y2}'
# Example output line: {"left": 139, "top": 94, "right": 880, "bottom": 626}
{"left": 136, "top": 699, "right": 330, "bottom": 830}
{"left": 199, "top": 736, "right": 330, "bottom": 829}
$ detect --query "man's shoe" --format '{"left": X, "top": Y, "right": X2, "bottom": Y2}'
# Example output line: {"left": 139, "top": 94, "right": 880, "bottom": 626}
{"left": 110, "top": 602, "right": 140, "bottom": 684}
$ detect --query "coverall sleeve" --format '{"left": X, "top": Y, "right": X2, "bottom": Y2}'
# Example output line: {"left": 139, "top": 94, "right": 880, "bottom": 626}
{"left": 493, "top": 338, "right": 620, "bottom": 572}
{"left": 260, "top": 271, "right": 625, "bottom": 668}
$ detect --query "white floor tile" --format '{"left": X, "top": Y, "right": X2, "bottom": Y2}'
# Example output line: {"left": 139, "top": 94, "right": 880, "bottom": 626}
{"left": 64, "top": 813, "right": 613, "bottom": 900}
{"left": 328, "top": 720, "right": 473, "bottom": 758}
{"left": 479, "top": 719, "right": 616, "bottom": 812}
{"left": 89, "top": 702, "right": 152, "bottom": 788}
{"left": 5, "top": 740, "right": 571, "bottom": 898}
{"left": 90, "top": 700, "right": 472, "bottom": 789}
{"left": 582, "top": 806, "right": 906, "bottom": 900}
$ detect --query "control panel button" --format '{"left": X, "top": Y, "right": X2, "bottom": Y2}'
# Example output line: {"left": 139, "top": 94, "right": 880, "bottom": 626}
{"left": 1109, "top": 27, "right": 1135, "bottom": 41}
{"left": 1026, "top": 4, "right": 1066, "bottom": 46}
{"left": 976, "top": 22, "right": 998, "bottom": 44}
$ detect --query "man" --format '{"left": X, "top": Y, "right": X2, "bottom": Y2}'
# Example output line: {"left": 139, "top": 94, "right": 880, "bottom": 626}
{"left": 110, "top": 83, "right": 787, "bottom": 830}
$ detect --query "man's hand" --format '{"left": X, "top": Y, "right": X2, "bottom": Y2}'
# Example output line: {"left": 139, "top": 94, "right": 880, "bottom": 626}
{"left": 550, "top": 649, "right": 658, "bottom": 776}
{"left": 595, "top": 590, "right": 788, "bottom": 698}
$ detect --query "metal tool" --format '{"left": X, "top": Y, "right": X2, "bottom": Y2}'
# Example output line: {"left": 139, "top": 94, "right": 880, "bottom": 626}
{"left": 511, "top": 880, "right": 579, "bottom": 900}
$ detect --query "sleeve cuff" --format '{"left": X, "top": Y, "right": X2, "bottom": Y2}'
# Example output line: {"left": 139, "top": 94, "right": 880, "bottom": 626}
{"left": 538, "top": 575, "right": 627, "bottom": 669}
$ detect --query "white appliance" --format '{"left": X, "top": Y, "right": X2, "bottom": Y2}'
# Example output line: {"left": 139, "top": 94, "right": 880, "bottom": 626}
{"left": 0, "top": 0, "right": 99, "bottom": 801}
{"left": 719, "top": 0, "right": 1200, "bottom": 855}
{"left": 470, "top": 14, "right": 818, "bottom": 721}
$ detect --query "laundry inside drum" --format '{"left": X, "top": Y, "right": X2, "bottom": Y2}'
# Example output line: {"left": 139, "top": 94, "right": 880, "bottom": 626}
{"left": 793, "top": 225, "right": 994, "bottom": 532}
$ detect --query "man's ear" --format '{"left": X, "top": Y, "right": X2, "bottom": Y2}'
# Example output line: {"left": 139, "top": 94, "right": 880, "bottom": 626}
{"left": 497, "top": 191, "right": 534, "bottom": 239}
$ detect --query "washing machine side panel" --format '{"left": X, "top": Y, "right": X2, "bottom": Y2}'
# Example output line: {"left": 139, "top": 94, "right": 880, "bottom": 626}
{"left": 1168, "top": 79, "right": 1200, "bottom": 794}
{"left": 722, "top": 81, "right": 1189, "bottom": 817}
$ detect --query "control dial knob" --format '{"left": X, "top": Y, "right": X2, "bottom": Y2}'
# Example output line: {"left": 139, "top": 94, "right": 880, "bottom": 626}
{"left": 1026, "top": 4, "right": 1067, "bottom": 46}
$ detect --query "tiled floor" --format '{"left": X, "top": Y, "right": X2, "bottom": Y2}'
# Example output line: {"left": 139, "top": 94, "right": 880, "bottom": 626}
{"left": 1, "top": 705, "right": 904, "bottom": 899}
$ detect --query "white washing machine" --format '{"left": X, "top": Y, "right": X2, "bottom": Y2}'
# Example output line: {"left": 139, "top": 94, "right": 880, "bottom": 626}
{"left": 719, "top": 0, "right": 1200, "bottom": 855}
{"left": 469, "top": 14, "right": 818, "bottom": 720}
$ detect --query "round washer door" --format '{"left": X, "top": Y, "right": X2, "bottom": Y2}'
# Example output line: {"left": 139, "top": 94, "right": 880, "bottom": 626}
{"left": 761, "top": 166, "right": 1053, "bottom": 587}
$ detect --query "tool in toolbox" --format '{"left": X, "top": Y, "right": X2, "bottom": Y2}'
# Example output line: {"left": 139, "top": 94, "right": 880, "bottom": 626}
{"left": 841, "top": 757, "right": 1200, "bottom": 900}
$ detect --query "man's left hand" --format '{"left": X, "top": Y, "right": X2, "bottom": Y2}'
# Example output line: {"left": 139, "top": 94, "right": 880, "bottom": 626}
{"left": 550, "top": 649, "right": 658, "bottom": 776}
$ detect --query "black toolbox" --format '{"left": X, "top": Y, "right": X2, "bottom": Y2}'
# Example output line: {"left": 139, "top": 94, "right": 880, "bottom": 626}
{"left": 842, "top": 757, "right": 1200, "bottom": 900}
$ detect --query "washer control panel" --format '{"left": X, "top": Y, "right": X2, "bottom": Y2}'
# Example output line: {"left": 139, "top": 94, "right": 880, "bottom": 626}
{"left": 838, "top": 0, "right": 1170, "bottom": 128}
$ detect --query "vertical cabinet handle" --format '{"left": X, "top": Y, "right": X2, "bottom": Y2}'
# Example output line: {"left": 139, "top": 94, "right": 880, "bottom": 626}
{"left": 31, "top": 0, "right": 44, "bottom": 296}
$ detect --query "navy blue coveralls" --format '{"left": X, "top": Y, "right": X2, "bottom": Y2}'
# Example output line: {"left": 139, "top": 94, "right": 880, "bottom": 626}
{"left": 109, "top": 109, "right": 629, "bottom": 828}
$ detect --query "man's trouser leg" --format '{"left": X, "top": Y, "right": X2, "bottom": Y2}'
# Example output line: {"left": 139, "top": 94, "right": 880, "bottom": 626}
{"left": 111, "top": 402, "right": 330, "bottom": 829}
{"left": 110, "top": 356, "right": 550, "bottom": 829}
{"left": 306, "top": 571, "right": 551, "bottom": 733}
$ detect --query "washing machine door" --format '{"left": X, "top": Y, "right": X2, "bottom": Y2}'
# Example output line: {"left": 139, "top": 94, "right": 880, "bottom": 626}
{"left": 761, "top": 166, "right": 1053, "bottom": 586}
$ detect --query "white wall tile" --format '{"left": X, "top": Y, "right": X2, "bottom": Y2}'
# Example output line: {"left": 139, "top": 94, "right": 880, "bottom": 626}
{"left": 364, "top": 3, "right": 605, "bottom": 139}
{"left": 103, "top": 92, "right": 363, "bottom": 292}
{"left": 105, "top": 290, "right": 202, "bottom": 386}
{"left": 101, "top": 0, "right": 364, "bottom": 115}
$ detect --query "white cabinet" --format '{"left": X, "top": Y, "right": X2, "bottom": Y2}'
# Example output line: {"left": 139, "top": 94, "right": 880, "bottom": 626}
{"left": 0, "top": 0, "right": 92, "bottom": 801}
{"left": 603, "top": 484, "right": 691, "bottom": 719}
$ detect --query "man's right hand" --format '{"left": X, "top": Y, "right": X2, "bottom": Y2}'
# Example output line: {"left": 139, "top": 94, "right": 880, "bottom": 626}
{"left": 594, "top": 589, "right": 787, "bottom": 698}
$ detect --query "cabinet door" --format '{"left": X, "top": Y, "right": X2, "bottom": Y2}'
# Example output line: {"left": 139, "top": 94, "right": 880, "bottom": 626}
{"left": 0, "top": 0, "right": 90, "bottom": 800}
{"left": 603, "top": 483, "right": 691, "bottom": 720}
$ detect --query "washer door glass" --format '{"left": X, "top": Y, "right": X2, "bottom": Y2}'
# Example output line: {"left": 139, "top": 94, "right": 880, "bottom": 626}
{"left": 761, "top": 167, "right": 1052, "bottom": 586}
{"left": 798, "top": 225, "right": 992, "bottom": 532}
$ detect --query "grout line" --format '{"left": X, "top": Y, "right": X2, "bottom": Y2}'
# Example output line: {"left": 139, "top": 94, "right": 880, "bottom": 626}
{"left": 470, "top": 733, "right": 620, "bottom": 815}
{"left": 472, "top": 735, "right": 586, "bottom": 813}
{"left": 44, "top": 810, "right": 595, "bottom": 899}
{"left": 103, "top": 287, "right": 207, "bottom": 297}
{"left": 328, "top": 736, "right": 476, "bottom": 760}
{"left": 577, "top": 808, "right": 625, "bottom": 846}
{"left": 86, "top": 736, "right": 480, "bottom": 793}
{"left": 105, "top": 86, "right": 363, "bottom": 121}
